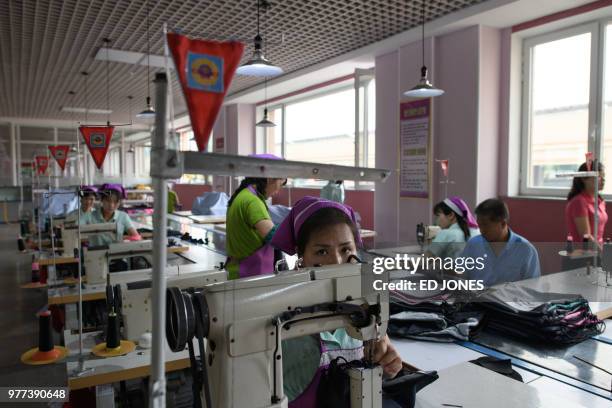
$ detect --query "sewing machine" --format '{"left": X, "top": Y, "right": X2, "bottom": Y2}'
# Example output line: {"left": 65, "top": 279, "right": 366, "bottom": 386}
{"left": 416, "top": 223, "right": 441, "bottom": 248}
{"left": 83, "top": 240, "right": 154, "bottom": 284}
{"left": 166, "top": 262, "right": 388, "bottom": 407}
{"left": 116, "top": 265, "right": 227, "bottom": 341}
{"left": 61, "top": 222, "right": 118, "bottom": 256}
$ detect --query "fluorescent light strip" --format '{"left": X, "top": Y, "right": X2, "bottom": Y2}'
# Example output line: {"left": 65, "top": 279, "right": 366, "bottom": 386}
{"left": 61, "top": 107, "right": 113, "bottom": 115}
{"left": 94, "top": 48, "right": 175, "bottom": 70}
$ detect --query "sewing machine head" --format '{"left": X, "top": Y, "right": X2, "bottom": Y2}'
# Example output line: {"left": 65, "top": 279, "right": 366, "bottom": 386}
{"left": 166, "top": 262, "right": 388, "bottom": 407}
{"left": 61, "top": 222, "right": 118, "bottom": 256}
{"left": 117, "top": 264, "right": 227, "bottom": 341}
{"left": 416, "top": 223, "right": 441, "bottom": 247}
{"left": 83, "top": 240, "right": 154, "bottom": 284}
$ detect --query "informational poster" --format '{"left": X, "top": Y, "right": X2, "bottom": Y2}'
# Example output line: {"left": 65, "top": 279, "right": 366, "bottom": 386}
{"left": 399, "top": 99, "right": 431, "bottom": 198}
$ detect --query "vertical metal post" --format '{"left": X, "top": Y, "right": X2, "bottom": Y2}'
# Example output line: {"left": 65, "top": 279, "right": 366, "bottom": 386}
{"left": 10, "top": 123, "right": 17, "bottom": 186}
{"left": 150, "top": 72, "right": 168, "bottom": 408}
{"left": 53, "top": 128, "right": 59, "bottom": 188}
{"left": 121, "top": 129, "right": 126, "bottom": 186}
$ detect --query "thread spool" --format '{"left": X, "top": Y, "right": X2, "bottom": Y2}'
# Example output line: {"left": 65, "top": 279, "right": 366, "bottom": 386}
{"left": 106, "top": 312, "right": 120, "bottom": 350}
{"left": 20, "top": 311, "right": 67, "bottom": 365}
{"left": 31, "top": 258, "right": 40, "bottom": 283}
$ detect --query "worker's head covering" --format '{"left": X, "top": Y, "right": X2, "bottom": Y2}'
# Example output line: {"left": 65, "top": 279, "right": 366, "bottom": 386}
{"left": 443, "top": 196, "right": 478, "bottom": 229}
{"left": 99, "top": 183, "right": 126, "bottom": 199}
{"left": 79, "top": 185, "right": 97, "bottom": 197}
{"left": 249, "top": 153, "right": 283, "bottom": 160}
{"left": 271, "top": 196, "right": 361, "bottom": 255}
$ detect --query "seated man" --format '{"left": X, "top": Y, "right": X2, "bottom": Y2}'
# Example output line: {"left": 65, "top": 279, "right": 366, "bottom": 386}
{"left": 460, "top": 198, "right": 540, "bottom": 286}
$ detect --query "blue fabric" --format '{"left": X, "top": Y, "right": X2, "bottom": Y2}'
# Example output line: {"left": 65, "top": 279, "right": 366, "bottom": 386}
{"left": 268, "top": 204, "right": 291, "bottom": 225}
{"left": 38, "top": 189, "right": 79, "bottom": 227}
{"left": 461, "top": 229, "right": 541, "bottom": 287}
{"left": 191, "top": 192, "right": 229, "bottom": 215}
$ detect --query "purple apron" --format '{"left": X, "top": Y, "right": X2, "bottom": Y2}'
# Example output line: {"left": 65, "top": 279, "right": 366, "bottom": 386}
{"left": 290, "top": 337, "right": 364, "bottom": 408}
{"left": 228, "top": 186, "right": 275, "bottom": 278}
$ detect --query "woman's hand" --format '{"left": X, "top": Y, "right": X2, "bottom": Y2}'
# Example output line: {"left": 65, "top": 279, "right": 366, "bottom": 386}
{"left": 371, "top": 334, "right": 403, "bottom": 378}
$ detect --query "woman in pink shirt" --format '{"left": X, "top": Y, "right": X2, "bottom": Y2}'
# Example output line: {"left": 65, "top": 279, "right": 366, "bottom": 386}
{"left": 565, "top": 162, "right": 608, "bottom": 245}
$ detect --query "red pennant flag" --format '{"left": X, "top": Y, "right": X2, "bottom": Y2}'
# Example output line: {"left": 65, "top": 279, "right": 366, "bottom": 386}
{"left": 439, "top": 160, "right": 449, "bottom": 177}
{"left": 167, "top": 32, "right": 244, "bottom": 152}
{"left": 585, "top": 152, "right": 593, "bottom": 171}
{"left": 48, "top": 145, "right": 70, "bottom": 171}
{"left": 35, "top": 156, "right": 49, "bottom": 175}
{"left": 79, "top": 126, "right": 114, "bottom": 169}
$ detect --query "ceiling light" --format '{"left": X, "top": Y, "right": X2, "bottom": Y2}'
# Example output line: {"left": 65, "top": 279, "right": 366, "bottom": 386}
{"left": 137, "top": 0, "right": 155, "bottom": 119}
{"left": 404, "top": 0, "right": 444, "bottom": 99}
{"left": 256, "top": 108, "right": 276, "bottom": 127}
{"left": 128, "top": 145, "right": 135, "bottom": 153}
{"left": 236, "top": 0, "right": 282, "bottom": 77}
{"left": 61, "top": 107, "right": 112, "bottom": 115}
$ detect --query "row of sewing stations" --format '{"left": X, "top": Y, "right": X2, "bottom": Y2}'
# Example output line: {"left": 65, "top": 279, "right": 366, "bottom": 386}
{"left": 16, "top": 148, "right": 612, "bottom": 408}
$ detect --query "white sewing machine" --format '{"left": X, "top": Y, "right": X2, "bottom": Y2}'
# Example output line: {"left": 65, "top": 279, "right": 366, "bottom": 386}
{"left": 168, "top": 262, "right": 388, "bottom": 408}
{"left": 61, "top": 222, "right": 118, "bottom": 256}
{"left": 117, "top": 264, "right": 227, "bottom": 341}
{"left": 83, "top": 240, "right": 154, "bottom": 284}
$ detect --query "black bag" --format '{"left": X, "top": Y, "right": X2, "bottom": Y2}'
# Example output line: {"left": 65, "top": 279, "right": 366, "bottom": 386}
{"left": 316, "top": 357, "right": 438, "bottom": 408}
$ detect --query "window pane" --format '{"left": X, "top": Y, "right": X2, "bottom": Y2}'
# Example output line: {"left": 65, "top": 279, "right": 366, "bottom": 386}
{"left": 601, "top": 24, "right": 612, "bottom": 195}
{"left": 527, "top": 32, "right": 591, "bottom": 189}
{"left": 285, "top": 88, "right": 355, "bottom": 167}
{"left": 263, "top": 107, "right": 282, "bottom": 157}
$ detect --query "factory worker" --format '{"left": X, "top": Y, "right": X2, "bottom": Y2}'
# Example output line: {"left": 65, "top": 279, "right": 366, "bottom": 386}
{"left": 225, "top": 153, "right": 286, "bottom": 280}
{"left": 426, "top": 197, "right": 479, "bottom": 259}
{"left": 565, "top": 162, "right": 607, "bottom": 245}
{"left": 271, "top": 196, "right": 402, "bottom": 407}
{"left": 65, "top": 185, "right": 97, "bottom": 225}
{"left": 461, "top": 198, "right": 540, "bottom": 287}
{"left": 88, "top": 183, "right": 141, "bottom": 247}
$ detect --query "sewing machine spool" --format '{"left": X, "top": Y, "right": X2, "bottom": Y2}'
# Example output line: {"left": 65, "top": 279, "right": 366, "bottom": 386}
{"left": 91, "top": 312, "right": 135, "bottom": 357}
{"left": 21, "top": 311, "right": 67, "bottom": 365}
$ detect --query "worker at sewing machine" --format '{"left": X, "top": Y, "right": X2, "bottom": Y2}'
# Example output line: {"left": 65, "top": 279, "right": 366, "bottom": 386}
{"left": 565, "top": 161, "right": 607, "bottom": 246}
{"left": 64, "top": 185, "right": 97, "bottom": 225}
{"left": 460, "top": 198, "right": 540, "bottom": 286}
{"left": 271, "top": 196, "right": 402, "bottom": 406}
{"left": 87, "top": 183, "right": 141, "bottom": 247}
{"left": 226, "top": 154, "right": 286, "bottom": 279}
{"left": 425, "top": 196, "right": 479, "bottom": 260}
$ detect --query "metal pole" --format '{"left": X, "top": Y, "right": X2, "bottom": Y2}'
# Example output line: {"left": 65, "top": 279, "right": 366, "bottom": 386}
{"left": 150, "top": 72, "right": 168, "bottom": 408}
{"left": 593, "top": 160, "right": 599, "bottom": 268}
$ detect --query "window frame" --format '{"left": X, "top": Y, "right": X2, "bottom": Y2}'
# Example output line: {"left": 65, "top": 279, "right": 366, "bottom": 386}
{"left": 520, "top": 20, "right": 607, "bottom": 197}
{"left": 258, "top": 74, "right": 375, "bottom": 190}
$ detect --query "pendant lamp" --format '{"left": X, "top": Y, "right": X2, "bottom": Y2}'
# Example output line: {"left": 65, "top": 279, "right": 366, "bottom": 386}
{"left": 404, "top": 0, "right": 444, "bottom": 98}
{"left": 137, "top": 0, "right": 155, "bottom": 118}
{"left": 236, "top": 0, "right": 282, "bottom": 77}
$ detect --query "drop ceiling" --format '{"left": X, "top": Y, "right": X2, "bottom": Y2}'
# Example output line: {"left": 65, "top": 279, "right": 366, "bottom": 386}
{"left": 0, "top": 0, "right": 491, "bottom": 124}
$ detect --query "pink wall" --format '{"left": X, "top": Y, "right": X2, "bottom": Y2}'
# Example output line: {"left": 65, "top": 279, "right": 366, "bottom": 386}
{"left": 173, "top": 184, "right": 212, "bottom": 211}
{"left": 272, "top": 187, "right": 374, "bottom": 230}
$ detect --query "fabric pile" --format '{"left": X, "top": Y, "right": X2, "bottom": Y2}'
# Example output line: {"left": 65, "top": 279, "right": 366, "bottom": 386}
{"left": 477, "top": 285, "right": 605, "bottom": 345}
{"left": 388, "top": 290, "right": 484, "bottom": 342}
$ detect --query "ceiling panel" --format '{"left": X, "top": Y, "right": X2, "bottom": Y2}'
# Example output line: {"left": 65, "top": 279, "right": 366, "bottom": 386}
{"left": 0, "top": 0, "right": 490, "bottom": 123}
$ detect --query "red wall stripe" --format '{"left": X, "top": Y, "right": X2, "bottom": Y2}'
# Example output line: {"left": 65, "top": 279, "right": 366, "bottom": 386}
{"left": 512, "top": 0, "right": 612, "bottom": 33}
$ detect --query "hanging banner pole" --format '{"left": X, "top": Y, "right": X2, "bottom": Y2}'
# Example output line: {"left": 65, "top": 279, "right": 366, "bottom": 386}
{"left": 150, "top": 72, "right": 169, "bottom": 408}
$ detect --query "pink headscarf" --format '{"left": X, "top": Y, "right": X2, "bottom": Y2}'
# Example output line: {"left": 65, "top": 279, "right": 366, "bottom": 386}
{"left": 271, "top": 196, "right": 361, "bottom": 255}
{"left": 443, "top": 196, "right": 478, "bottom": 229}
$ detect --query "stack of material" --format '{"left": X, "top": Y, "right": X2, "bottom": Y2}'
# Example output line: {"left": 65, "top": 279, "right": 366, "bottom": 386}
{"left": 388, "top": 290, "right": 484, "bottom": 342}
{"left": 478, "top": 285, "right": 604, "bottom": 345}
{"left": 191, "top": 192, "right": 228, "bottom": 215}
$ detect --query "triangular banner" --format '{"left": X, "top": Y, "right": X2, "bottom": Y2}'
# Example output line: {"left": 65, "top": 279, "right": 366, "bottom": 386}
{"left": 48, "top": 145, "right": 70, "bottom": 171}
{"left": 35, "top": 156, "right": 49, "bottom": 175}
{"left": 79, "top": 126, "right": 114, "bottom": 169}
{"left": 585, "top": 152, "right": 593, "bottom": 171}
{"left": 167, "top": 32, "right": 244, "bottom": 152}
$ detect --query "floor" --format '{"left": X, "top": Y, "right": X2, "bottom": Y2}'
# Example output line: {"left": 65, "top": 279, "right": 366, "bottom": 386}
{"left": 0, "top": 223, "right": 66, "bottom": 387}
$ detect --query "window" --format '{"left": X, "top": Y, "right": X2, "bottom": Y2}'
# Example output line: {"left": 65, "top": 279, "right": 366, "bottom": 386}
{"left": 258, "top": 73, "right": 375, "bottom": 189}
{"left": 178, "top": 129, "right": 212, "bottom": 184}
{"left": 521, "top": 21, "right": 611, "bottom": 196}
{"left": 136, "top": 144, "right": 150, "bottom": 177}
{"left": 103, "top": 146, "right": 121, "bottom": 176}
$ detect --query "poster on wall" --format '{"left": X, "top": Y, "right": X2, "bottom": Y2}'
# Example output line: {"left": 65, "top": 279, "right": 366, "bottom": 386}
{"left": 399, "top": 99, "right": 431, "bottom": 198}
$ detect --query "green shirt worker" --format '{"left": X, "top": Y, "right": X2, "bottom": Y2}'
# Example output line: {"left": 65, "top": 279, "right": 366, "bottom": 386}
{"left": 226, "top": 155, "right": 286, "bottom": 279}
{"left": 88, "top": 183, "right": 141, "bottom": 247}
